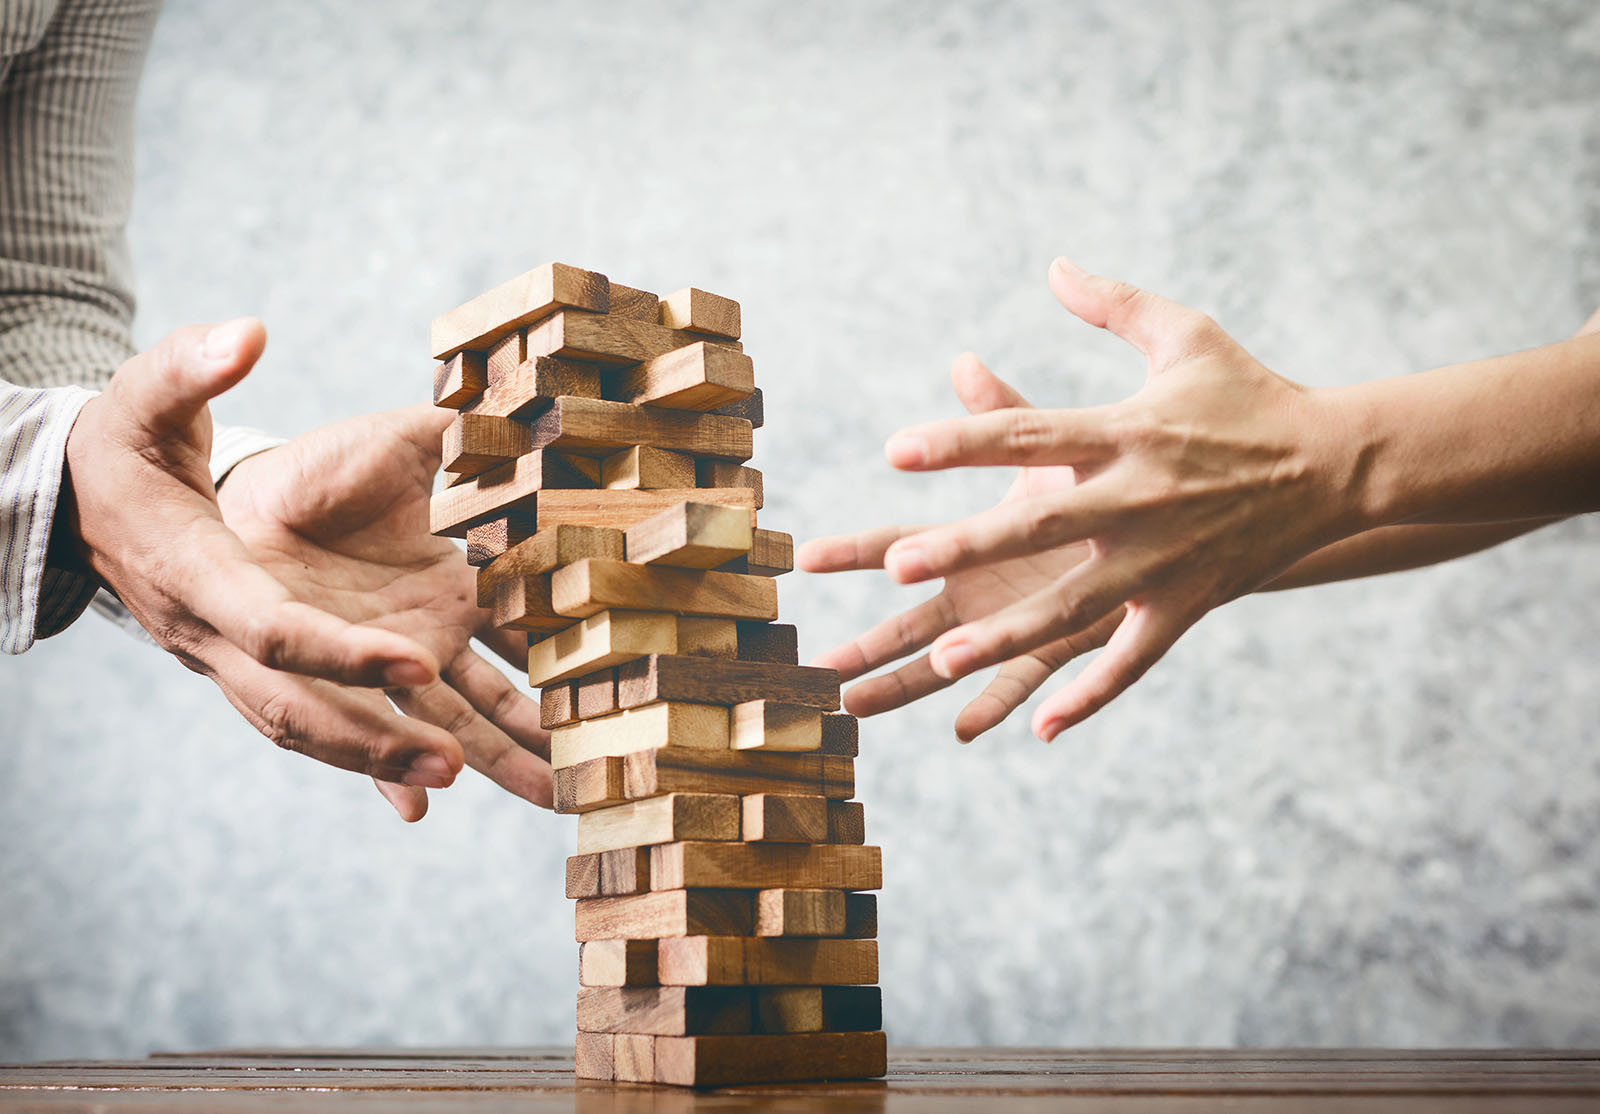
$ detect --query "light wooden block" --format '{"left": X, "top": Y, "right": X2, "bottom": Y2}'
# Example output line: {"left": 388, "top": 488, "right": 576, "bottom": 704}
{"left": 443, "top": 414, "right": 533, "bottom": 477}
{"left": 552, "top": 559, "right": 777, "bottom": 621}
{"left": 526, "top": 309, "right": 743, "bottom": 367}
{"left": 675, "top": 617, "right": 738, "bottom": 658}
{"left": 466, "top": 355, "right": 603, "bottom": 419}
{"left": 566, "top": 847, "right": 651, "bottom": 899}
{"left": 609, "top": 342, "right": 754, "bottom": 411}
{"left": 579, "top": 939, "right": 658, "bottom": 987}
{"left": 656, "top": 937, "right": 878, "bottom": 987}
{"left": 650, "top": 841, "right": 881, "bottom": 892}
{"left": 477, "top": 524, "right": 624, "bottom": 603}
{"left": 753, "top": 986, "right": 882, "bottom": 1034}
{"left": 529, "top": 395, "right": 752, "bottom": 461}
{"left": 741, "top": 794, "right": 828, "bottom": 843}
{"left": 731, "top": 701, "right": 822, "bottom": 752}
{"left": 651, "top": 1031, "right": 887, "bottom": 1086}
{"left": 617, "top": 655, "right": 839, "bottom": 711}
{"left": 554, "top": 749, "right": 849, "bottom": 815}
{"left": 719, "top": 528, "right": 793, "bottom": 577}
{"left": 625, "top": 502, "right": 753, "bottom": 570}
{"left": 533, "top": 487, "right": 756, "bottom": 533}
{"left": 549, "top": 701, "right": 729, "bottom": 769}
{"left": 433, "top": 351, "right": 487, "bottom": 409}
{"left": 659, "top": 287, "right": 741, "bottom": 340}
{"left": 598, "top": 445, "right": 696, "bottom": 490}
{"left": 613, "top": 1033, "right": 656, "bottom": 1083}
{"left": 577, "top": 987, "right": 749, "bottom": 1036}
{"left": 575, "top": 793, "right": 741, "bottom": 855}
{"left": 430, "top": 262, "right": 609, "bottom": 359}
{"left": 527, "top": 609, "right": 678, "bottom": 687}
{"left": 607, "top": 282, "right": 660, "bottom": 322}
{"left": 573, "top": 1031, "right": 614, "bottom": 1081}
{"left": 755, "top": 889, "right": 845, "bottom": 937}
{"left": 429, "top": 450, "right": 589, "bottom": 538}
{"left": 491, "top": 575, "right": 566, "bottom": 634}
{"left": 575, "top": 889, "right": 753, "bottom": 942}
{"left": 485, "top": 329, "right": 527, "bottom": 383}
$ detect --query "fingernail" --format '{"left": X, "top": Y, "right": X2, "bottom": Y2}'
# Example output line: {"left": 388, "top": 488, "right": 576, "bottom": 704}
{"left": 384, "top": 660, "right": 433, "bottom": 687}
{"left": 1051, "top": 257, "right": 1085, "bottom": 278}
{"left": 886, "top": 543, "right": 930, "bottom": 582}
{"left": 202, "top": 318, "right": 254, "bottom": 362}
{"left": 402, "top": 754, "right": 453, "bottom": 788}
{"left": 884, "top": 433, "right": 929, "bottom": 469}
{"left": 1039, "top": 719, "right": 1066, "bottom": 742}
{"left": 933, "top": 639, "right": 977, "bottom": 677}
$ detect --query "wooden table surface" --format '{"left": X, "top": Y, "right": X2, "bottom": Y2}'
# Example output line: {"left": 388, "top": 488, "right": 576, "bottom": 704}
{"left": 4, "top": 1046, "right": 1599, "bottom": 1112}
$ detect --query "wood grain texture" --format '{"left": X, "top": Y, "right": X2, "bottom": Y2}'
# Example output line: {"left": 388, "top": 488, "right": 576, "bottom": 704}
{"left": 845, "top": 892, "right": 878, "bottom": 940}
{"left": 574, "top": 890, "right": 753, "bottom": 942}
{"left": 526, "top": 309, "right": 743, "bottom": 367}
{"left": 554, "top": 749, "right": 847, "bottom": 814}
{"left": 552, "top": 559, "right": 778, "bottom": 621}
{"left": 576, "top": 987, "right": 750, "bottom": 1036}
{"left": 491, "top": 575, "right": 566, "bottom": 633}
{"left": 736, "top": 621, "right": 799, "bottom": 664}
{"left": 617, "top": 655, "right": 840, "bottom": 711}
{"left": 819, "top": 713, "right": 859, "bottom": 757}
{"left": 465, "top": 515, "right": 538, "bottom": 570}
{"left": 541, "top": 680, "right": 578, "bottom": 729}
{"left": 431, "top": 262, "right": 609, "bottom": 359}
{"left": 742, "top": 794, "right": 828, "bottom": 843}
{"left": 534, "top": 486, "right": 756, "bottom": 532}
{"left": 608, "top": 342, "right": 754, "bottom": 410}
{"left": 443, "top": 414, "right": 532, "bottom": 477}
{"left": 612, "top": 1032, "right": 655, "bottom": 1084}
{"left": 650, "top": 841, "right": 882, "bottom": 892}
{"left": 674, "top": 617, "right": 738, "bottom": 658}
{"left": 549, "top": 701, "right": 729, "bottom": 769}
{"left": 463, "top": 355, "right": 603, "bottom": 419}
{"left": 711, "top": 384, "right": 764, "bottom": 429}
{"left": 575, "top": 793, "right": 740, "bottom": 855}
{"left": 486, "top": 330, "right": 527, "bottom": 383}
{"left": 606, "top": 283, "right": 661, "bottom": 322}
{"left": 565, "top": 847, "right": 651, "bottom": 899}
{"left": 574, "top": 669, "right": 617, "bottom": 720}
{"left": 659, "top": 287, "right": 742, "bottom": 339}
{"left": 578, "top": 938, "right": 658, "bottom": 987}
{"left": 478, "top": 524, "right": 625, "bottom": 602}
{"left": 624, "top": 502, "right": 752, "bottom": 569}
{"left": 731, "top": 701, "right": 822, "bottom": 752}
{"left": 753, "top": 986, "right": 882, "bottom": 1034}
{"left": 572, "top": 1031, "right": 613, "bottom": 1081}
{"left": 527, "top": 610, "right": 678, "bottom": 687}
{"left": 828, "top": 800, "right": 867, "bottom": 845}
{"left": 429, "top": 450, "right": 590, "bottom": 538}
{"left": 755, "top": 888, "right": 846, "bottom": 937}
{"left": 530, "top": 395, "right": 753, "bottom": 461}
{"left": 718, "top": 528, "right": 793, "bottom": 577}
{"left": 433, "top": 350, "right": 487, "bottom": 408}
{"left": 696, "top": 459, "right": 763, "bottom": 508}
{"left": 652, "top": 1031, "right": 886, "bottom": 1086}
{"left": 656, "top": 937, "right": 879, "bottom": 988}
{"left": 600, "top": 445, "right": 696, "bottom": 490}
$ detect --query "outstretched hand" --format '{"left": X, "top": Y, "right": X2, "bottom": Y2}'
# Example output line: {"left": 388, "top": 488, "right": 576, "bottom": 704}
{"left": 64, "top": 319, "right": 552, "bottom": 819}
{"left": 801, "top": 259, "right": 1361, "bottom": 740}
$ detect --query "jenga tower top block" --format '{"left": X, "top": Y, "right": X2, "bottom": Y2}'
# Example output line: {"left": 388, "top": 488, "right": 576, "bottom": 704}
{"left": 431, "top": 261, "right": 610, "bottom": 360}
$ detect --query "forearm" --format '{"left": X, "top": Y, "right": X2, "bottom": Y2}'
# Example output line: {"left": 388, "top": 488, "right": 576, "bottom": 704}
{"left": 1261, "top": 517, "right": 1561, "bottom": 591}
{"left": 1340, "top": 332, "right": 1600, "bottom": 527}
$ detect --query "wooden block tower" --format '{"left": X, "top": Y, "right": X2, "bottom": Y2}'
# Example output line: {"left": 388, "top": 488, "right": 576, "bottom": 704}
{"left": 427, "top": 262, "right": 887, "bottom": 1087}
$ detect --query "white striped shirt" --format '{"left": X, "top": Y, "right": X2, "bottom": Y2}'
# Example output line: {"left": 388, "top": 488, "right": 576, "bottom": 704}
{"left": 1, "top": 0, "right": 279, "bottom": 653}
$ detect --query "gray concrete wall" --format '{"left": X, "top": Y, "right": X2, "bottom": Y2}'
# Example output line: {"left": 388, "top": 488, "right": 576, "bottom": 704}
{"left": 3, "top": 0, "right": 1599, "bottom": 1058}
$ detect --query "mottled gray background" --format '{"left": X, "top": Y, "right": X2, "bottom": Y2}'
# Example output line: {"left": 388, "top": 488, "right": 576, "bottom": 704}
{"left": 4, "top": 0, "right": 1600, "bottom": 1060}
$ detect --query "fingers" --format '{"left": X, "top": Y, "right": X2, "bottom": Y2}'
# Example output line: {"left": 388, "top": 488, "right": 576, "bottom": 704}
{"left": 796, "top": 523, "right": 927, "bottom": 574}
{"left": 882, "top": 487, "right": 1116, "bottom": 584}
{"left": 1046, "top": 258, "right": 1221, "bottom": 371}
{"left": 950, "top": 352, "right": 1034, "bottom": 414}
{"left": 841, "top": 653, "right": 951, "bottom": 718}
{"left": 204, "top": 641, "right": 464, "bottom": 784}
{"left": 883, "top": 403, "right": 1117, "bottom": 472}
{"left": 114, "top": 318, "right": 267, "bottom": 439}
{"left": 1031, "top": 600, "right": 1191, "bottom": 739}
{"left": 373, "top": 778, "right": 429, "bottom": 822}
{"left": 448, "top": 650, "right": 552, "bottom": 764}
{"left": 811, "top": 593, "right": 956, "bottom": 682}
{"left": 953, "top": 609, "right": 1123, "bottom": 741}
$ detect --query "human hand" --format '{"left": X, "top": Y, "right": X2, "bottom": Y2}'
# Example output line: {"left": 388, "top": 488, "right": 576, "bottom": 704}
{"left": 799, "top": 354, "right": 1123, "bottom": 741}
{"left": 808, "top": 259, "right": 1363, "bottom": 740}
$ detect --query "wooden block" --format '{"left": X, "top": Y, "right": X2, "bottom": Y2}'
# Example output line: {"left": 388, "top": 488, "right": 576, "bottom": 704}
{"left": 573, "top": 1031, "right": 614, "bottom": 1081}
{"left": 657, "top": 937, "right": 879, "bottom": 988}
{"left": 600, "top": 445, "right": 696, "bottom": 490}
{"left": 465, "top": 355, "right": 603, "bottom": 419}
{"left": 576, "top": 889, "right": 754, "bottom": 942}
{"left": 431, "top": 262, "right": 609, "bottom": 359}
{"left": 844, "top": 893, "right": 878, "bottom": 939}
{"left": 534, "top": 486, "right": 756, "bottom": 533}
{"left": 549, "top": 701, "right": 729, "bottom": 769}
{"left": 552, "top": 559, "right": 777, "bottom": 622}
{"left": 443, "top": 413, "right": 533, "bottom": 477}
{"left": 741, "top": 794, "right": 828, "bottom": 844}
{"left": 575, "top": 793, "right": 740, "bottom": 856}
{"left": 477, "top": 523, "right": 625, "bottom": 602}
{"left": 526, "top": 308, "right": 742, "bottom": 367}
{"left": 466, "top": 515, "right": 538, "bottom": 570}
{"left": 529, "top": 396, "right": 752, "bottom": 462}
{"left": 612, "top": 1033, "right": 655, "bottom": 1083}
{"left": 827, "top": 800, "right": 866, "bottom": 845}
{"left": 659, "top": 287, "right": 741, "bottom": 340}
{"left": 672, "top": 617, "right": 735, "bottom": 658}
{"left": 557, "top": 451, "right": 604, "bottom": 486}
{"left": 719, "top": 528, "right": 793, "bottom": 577}
{"left": 566, "top": 847, "right": 652, "bottom": 899}
{"left": 753, "top": 986, "right": 881, "bottom": 1034}
{"left": 433, "top": 351, "right": 487, "bottom": 409}
{"left": 819, "top": 713, "right": 859, "bottom": 757}
{"left": 575, "top": 669, "right": 618, "bottom": 720}
{"left": 651, "top": 1031, "right": 886, "bottom": 1086}
{"left": 617, "top": 656, "right": 839, "bottom": 711}
{"left": 607, "top": 282, "right": 660, "bottom": 323}
{"left": 577, "top": 987, "right": 749, "bottom": 1036}
{"left": 756, "top": 889, "right": 845, "bottom": 937}
{"left": 579, "top": 939, "right": 658, "bottom": 987}
{"left": 527, "top": 609, "right": 678, "bottom": 687}
{"left": 624, "top": 502, "right": 752, "bottom": 570}
{"left": 429, "top": 450, "right": 589, "bottom": 538}
{"left": 541, "top": 680, "right": 578, "bottom": 729}
{"left": 491, "top": 575, "right": 566, "bottom": 634}
{"left": 697, "top": 460, "right": 763, "bottom": 509}
{"left": 485, "top": 329, "right": 527, "bottom": 384}
{"left": 651, "top": 842, "right": 882, "bottom": 892}
{"left": 736, "top": 622, "right": 798, "bottom": 664}
{"left": 710, "top": 386, "right": 763, "bottom": 429}
{"left": 609, "top": 342, "right": 754, "bottom": 411}
{"left": 732, "top": 701, "right": 822, "bottom": 752}
{"left": 555, "top": 749, "right": 844, "bottom": 815}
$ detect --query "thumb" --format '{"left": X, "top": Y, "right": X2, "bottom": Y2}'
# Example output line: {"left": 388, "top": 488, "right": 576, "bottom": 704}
{"left": 950, "top": 351, "right": 1035, "bottom": 415}
{"left": 114, "top": 317, "right": 267, "bottom": 437}
{"left": 1047, "top": 258, "right": 1217, "bottom": 373}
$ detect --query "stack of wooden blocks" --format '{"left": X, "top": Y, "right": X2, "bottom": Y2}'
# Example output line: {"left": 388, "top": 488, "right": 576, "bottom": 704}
{"left": 426, "top": 263, "right": 887, "bottom": 1087}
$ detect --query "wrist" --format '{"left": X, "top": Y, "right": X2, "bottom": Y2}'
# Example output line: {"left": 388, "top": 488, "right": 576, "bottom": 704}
{"left": 1314, "top": 380, "right": 1392, "bottom": 535}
